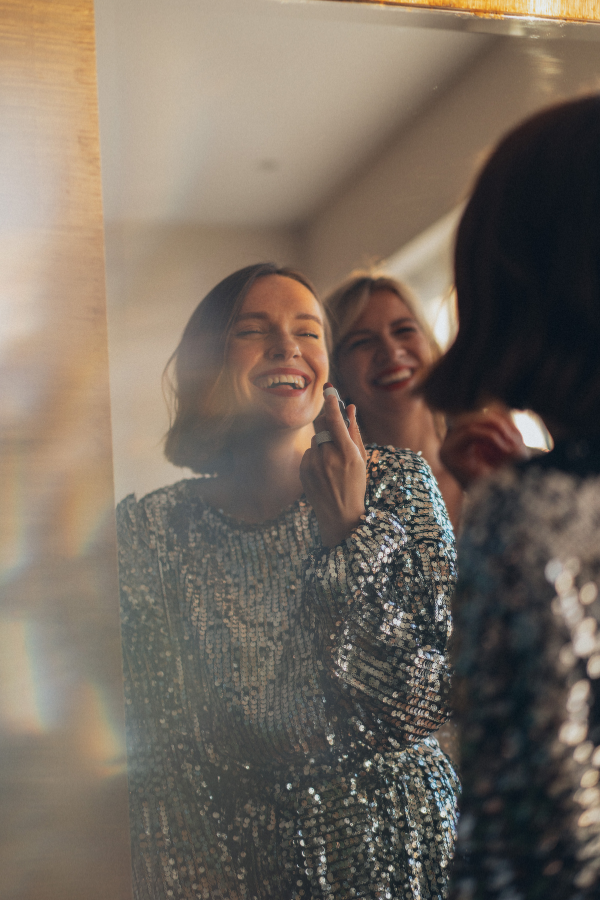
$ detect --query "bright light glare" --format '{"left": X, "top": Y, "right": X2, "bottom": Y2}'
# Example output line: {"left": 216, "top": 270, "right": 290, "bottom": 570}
{"left": 512, "top": 411, "right": 553, "bottom": 451}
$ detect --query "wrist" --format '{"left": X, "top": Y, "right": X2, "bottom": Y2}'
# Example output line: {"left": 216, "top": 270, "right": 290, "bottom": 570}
{"left": 318, "top": 506, "right": 366, "bottom": 548}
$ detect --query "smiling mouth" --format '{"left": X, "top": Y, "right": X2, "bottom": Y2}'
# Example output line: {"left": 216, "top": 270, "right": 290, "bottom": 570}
{"left": 254, "top": 373, "right": 308, "bottom": 390}
{"left": 373, "top": 367, "right": 413, "bottom": 388}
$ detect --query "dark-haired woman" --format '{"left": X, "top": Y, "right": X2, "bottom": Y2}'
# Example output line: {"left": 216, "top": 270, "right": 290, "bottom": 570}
{"left": 117, "top": 263, "right": 458, "bottom": 900}
{"left": 422, "top": 96, "right": 600, "bottom": 899}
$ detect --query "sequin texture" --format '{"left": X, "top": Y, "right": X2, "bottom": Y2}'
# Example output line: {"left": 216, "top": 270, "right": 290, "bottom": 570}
{"left": 450, "top": 452, "right": 600, "bottom": 899}
{"left": 118, "top": 447, "right": 458, "bottom": 899}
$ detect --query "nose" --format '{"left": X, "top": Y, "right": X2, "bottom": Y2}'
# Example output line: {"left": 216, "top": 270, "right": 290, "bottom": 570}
{"left": 376, "top": 333, "right": 407, "bottom": 365}
{"left": 266, "top": 330, "right": 301, "bottom": 361}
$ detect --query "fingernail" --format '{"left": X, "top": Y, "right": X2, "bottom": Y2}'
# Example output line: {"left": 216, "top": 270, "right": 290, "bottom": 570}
{"left": 323, "top": 382, "right": 334, "bottom": 391}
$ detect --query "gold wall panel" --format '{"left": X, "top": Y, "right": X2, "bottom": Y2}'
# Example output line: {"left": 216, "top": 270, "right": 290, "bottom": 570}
{"left": 0, "top": 1, "right": 132, "bottom": 898}
{"left": 327, "top": 0, "right": 600, "bottom": 24}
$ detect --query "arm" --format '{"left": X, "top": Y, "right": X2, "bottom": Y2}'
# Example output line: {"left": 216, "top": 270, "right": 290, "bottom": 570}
{"left": 304, "top": 447, "right": 456, "bottom": 748}
{"left": 117, "top": 494, "right": 236, "bottom": 900}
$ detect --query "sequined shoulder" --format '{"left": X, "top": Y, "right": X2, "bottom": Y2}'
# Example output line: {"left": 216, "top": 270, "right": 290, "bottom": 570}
{"left": 364, "top": 444, "right": 453, "bottom": 542}
{"left": 117, "top": 477, "right": 205, "bottom": 516}
{"left": 365, "top": 444, "right": 437, "bottom": 489}
{"left": 452, "top": 462, "right": 600, "bottom": 898}
{"left": 460, "top": 462, "right": 600, "bottom": 561}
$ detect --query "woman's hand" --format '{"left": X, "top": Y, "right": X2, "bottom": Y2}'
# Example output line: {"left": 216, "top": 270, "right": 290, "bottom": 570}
{"left": 440, "top": 405, "right": 530, "bottom": 490}
{"left": 300, "top": 391, "right": 367, "bottom": 548}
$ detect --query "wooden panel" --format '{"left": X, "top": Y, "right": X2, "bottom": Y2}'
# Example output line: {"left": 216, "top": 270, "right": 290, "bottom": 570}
{"left": 326, "top": 0, "right": 600, "bottom": 24}
{"left": 0, "top": 1, "right": 132, "bottom": 898}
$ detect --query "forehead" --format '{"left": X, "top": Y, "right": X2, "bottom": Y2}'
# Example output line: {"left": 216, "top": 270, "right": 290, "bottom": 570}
{"left": 350, "top": 289, "right": 416, "bottom": 332}
{"left": 239, "top": 275, "right": 321, "bottom": 318}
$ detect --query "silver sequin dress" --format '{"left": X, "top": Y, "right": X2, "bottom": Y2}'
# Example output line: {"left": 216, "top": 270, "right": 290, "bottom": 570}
{"left": 117, "top": 446, "right": 459, "bottom": 900}
{"left": 450, "top": 441, "right": 600, "bottom": 899}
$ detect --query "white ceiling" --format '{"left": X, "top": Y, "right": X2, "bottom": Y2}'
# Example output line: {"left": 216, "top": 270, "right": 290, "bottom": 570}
{"left": 95, "top": 0, "right": 490, "bottom": 227}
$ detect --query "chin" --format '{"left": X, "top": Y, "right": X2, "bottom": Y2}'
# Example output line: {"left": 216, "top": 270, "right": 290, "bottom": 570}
{"left": 254, "top": 409, "right": 316, "bottom": 433}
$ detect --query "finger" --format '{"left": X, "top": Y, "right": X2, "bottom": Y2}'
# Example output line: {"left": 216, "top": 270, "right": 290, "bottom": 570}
{"left": 347, "top": 404, "right": 367, "bottom": 462}
{"left": 448, "top": 421, "right": 514, "bottom": 452}
{"left": 311, "top": 430, "right": 335, "bottom": 452}
{"left": 313, "top": 412, "right": 328, "bottom": 435}
{"left": 322, "top": 392, "right": 350, "bottom": 445}
{"left": 300, "top": 446, "right": 320, "bottom": 490}
{"left": 474, "top": 421, "right": 525, "bottom": 453}
{"left": 463, "top": 425, "right": 514, "bottom": 453}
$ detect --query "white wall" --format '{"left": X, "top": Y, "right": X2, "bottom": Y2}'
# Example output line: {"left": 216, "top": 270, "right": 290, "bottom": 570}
{"left": 303, "top": 35, "right": 600, "bottom": 292}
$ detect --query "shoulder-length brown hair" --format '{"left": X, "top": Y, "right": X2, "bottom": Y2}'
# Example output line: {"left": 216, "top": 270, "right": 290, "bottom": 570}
{"left": 325, "top": 272, "right": 441, "bottom": 389}
{"left": 423, "top": 95, "right": 600, "bottom": 436}
{"left": 163, "top": 262, "right": 324, "bottom": 473}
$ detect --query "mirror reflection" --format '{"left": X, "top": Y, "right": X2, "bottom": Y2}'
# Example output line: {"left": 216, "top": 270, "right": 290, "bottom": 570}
{"left": 96, "top": 0, "right": 600, "bottom": 505}
{"left": 94, "top": 0, "right": 600, "bottom": 896}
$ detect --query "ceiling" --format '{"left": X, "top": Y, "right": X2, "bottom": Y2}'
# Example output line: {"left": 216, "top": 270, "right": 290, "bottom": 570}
{"left": 94, "top": 0, "right": 490, "bottom": 228}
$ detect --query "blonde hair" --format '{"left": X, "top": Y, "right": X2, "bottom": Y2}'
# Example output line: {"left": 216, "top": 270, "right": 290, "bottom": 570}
{"left": 325, "top": 272, "right": 440, "bottom": 387}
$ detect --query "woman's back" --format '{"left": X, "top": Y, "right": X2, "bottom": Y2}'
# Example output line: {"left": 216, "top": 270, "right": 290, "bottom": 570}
{"left": 452, "top": 442, "right": 600, "bottom": 897}
{"left": 420, "top": 95, "right": 600, "bottom": 897}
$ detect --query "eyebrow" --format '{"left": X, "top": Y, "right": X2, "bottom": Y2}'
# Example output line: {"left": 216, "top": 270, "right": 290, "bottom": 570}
{"left": 235, "top": 312, "right": 323, "bottom": 326}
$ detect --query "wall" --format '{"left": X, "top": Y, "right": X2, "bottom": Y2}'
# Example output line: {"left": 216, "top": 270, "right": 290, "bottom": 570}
{"left": 303, "top": 33, "right": 600, "bottom": 292}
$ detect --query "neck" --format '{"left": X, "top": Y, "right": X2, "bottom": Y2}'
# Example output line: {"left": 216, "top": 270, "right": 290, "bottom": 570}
{"left": 360, "top": 399, "right": 463, "bottom": 530}
{"left": 208, "top": 424, "right": 314, "bottom": 523}
{"left": 361, "top": 397, "right": 440, "bottom": 457}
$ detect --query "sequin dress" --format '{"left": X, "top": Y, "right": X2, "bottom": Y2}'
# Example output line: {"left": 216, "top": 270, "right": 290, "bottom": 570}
{"left": 450, "top": 440, "right": 600, "bottom": 900}
{"left": 117, "top": 446, "right": 458, "bottom": 900}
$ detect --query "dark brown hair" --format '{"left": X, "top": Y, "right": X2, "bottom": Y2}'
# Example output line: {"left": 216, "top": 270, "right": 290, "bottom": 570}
{"left": 423, "top": 95, "right": 600, "bottom": 437}
{"left": 164, "top": 263, "right": 323, "bottom": 472}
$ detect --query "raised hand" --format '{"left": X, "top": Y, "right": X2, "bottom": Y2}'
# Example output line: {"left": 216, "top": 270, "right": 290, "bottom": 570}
{"left": 441, "top": 404, "right": 531, "bottom": 490}
{"left": 300, "top": 387, "right": 367, "bottom": 548}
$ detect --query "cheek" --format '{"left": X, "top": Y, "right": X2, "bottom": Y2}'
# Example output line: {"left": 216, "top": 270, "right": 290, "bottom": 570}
{"left": 317, "top": 349, "right": 329, "bottom": 381}
{"left": 407, "top": 336, "right": 433, "bottom": 366}
{"left": 224, "top": 344, "right": 256, "bottom": 382}
{"left": 305, "top": 344, "right": 329, "bottom": 386}
{"left": 420, "top": 344, "right": 435, "bottom": 368}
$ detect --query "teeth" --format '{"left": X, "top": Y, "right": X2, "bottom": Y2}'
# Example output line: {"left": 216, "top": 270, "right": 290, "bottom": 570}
{"left": 376, "top": 368, "right": 412, "bottom": 386}
{"left": 257, "top": 374, "right": 307, "bottom": 389}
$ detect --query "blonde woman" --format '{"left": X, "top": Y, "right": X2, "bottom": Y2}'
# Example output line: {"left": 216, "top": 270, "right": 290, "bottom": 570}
{"left": 325, "top": 274, "right": 463, "bottom": 527}
{"left": 326, "top": 274, "right": 527, "bottom": 531}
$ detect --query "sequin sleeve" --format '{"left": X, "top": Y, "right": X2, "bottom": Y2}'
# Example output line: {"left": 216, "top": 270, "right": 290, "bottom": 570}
{"left": 117, "top": 493, "right": 232, "bottom": 899}
{"left": 304, "top": 446, "right": 456, "bottom": 747}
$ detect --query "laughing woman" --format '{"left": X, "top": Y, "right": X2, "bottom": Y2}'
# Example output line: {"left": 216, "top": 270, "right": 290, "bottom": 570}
{"left": 117, "top": 263, "right": 458, "bottom": 900}
{"left": 325, "top": 276, "right": 463, "bottom": 530}
{"left": 325, "top": 275, "right": 527, "bottom": 533}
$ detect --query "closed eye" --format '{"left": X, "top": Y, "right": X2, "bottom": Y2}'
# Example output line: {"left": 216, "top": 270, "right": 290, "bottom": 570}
{"left": 346, "top": 336, "right": 374, "bottom": 351}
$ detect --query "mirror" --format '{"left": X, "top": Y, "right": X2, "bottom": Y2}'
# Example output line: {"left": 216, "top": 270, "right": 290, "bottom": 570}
{"left": 94, "top": 0, "right": 600, "bottom": 502}
{"left": 5, "top": 1, "right": 598, "bottom": 897}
